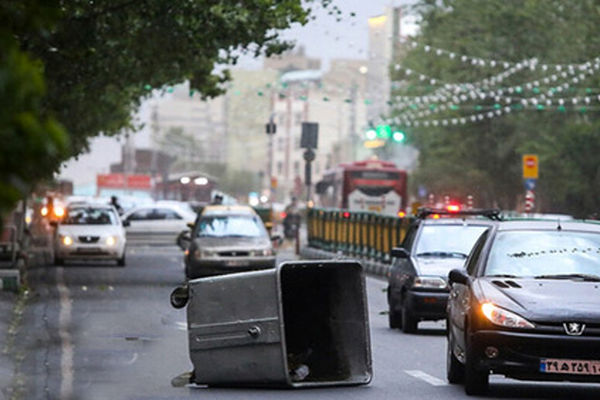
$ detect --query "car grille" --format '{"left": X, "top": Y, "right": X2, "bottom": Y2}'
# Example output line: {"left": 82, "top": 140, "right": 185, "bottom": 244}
{"left": 218, "top": 251, "right": 249, "bottom": 257}
{"left": 78, "top": 236, "right": 100, "bottom": 243}
{"left": 510, "top": 342, "right": 600, "bottom": 360}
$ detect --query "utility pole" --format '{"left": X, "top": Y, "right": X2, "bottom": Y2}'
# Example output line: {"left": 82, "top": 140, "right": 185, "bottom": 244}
{"left": 300, "top": 122, "right": 318, "bottom": 204}
{"left": 349, "top": 81, "right": 358, "bottom": 161}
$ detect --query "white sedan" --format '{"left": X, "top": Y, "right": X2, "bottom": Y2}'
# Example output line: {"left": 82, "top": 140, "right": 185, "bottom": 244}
{"left": 54, "top": 204, "right": 127, "bottom": 265}
{"left": 121, "top": 204, "right": 197, "bottom": 245}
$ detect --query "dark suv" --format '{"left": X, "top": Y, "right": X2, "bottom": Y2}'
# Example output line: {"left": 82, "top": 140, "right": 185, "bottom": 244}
{"left": 387, "top": 208, "right": 499, "bottom": 333}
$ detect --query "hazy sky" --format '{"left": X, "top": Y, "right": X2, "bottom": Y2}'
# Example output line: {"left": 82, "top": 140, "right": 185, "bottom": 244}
{"left": 59, "top": 0, "right": 418, "bottom": 188}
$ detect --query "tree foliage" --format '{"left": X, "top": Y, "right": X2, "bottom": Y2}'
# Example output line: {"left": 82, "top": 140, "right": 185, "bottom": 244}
{"left": 393, "top": 0, "right": 600, "bottom": 216}
{"left": 1, "top": 0, "right": 336, "bottom": 215}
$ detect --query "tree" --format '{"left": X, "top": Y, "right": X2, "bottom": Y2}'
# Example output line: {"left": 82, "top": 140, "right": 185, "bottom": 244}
{"left": 391, "top": 0, "right": 600, "bottom": 216}
{"left": 1, "top": 0, "right": 342, "bottom": 215}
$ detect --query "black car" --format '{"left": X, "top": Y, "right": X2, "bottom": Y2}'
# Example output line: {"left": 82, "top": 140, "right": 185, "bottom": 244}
{"left": 447, "top": 219, "right": 600, "bottom": 395}
{"left": 387, "top": 208, "right": 498, "bottom": 333}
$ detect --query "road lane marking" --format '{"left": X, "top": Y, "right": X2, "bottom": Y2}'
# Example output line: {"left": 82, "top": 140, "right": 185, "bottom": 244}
{"left": 404, "top": 370, "right": 447, "bottom": 386}
{"left": 57, "top": 267, "right": 74, "bottom": 400}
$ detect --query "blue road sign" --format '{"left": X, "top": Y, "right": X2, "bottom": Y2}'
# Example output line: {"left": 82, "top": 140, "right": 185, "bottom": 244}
{"left": 524, "top": 178, "right": 537, "bottom": 191}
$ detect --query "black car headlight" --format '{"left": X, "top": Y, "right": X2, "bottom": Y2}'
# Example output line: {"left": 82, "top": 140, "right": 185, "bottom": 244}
{"left": 480, "top": 302, "right": 535, "bottom": 329}
{"left": 412, "top": 276, "right": 448, "bottom": 289}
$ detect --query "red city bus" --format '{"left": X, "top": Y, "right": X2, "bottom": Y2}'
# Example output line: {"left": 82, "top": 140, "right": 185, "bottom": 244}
{"left": 315, "top": 160, "right": 408, "bottom": 216}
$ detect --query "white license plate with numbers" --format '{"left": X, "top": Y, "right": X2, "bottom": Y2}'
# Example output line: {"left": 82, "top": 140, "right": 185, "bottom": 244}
{"left": 541, "top": 359, "right": 600, "bottom": 375}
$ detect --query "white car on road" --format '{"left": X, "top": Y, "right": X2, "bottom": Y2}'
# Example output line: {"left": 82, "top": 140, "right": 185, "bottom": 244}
{"left": 121, "top": 203, "right": 197, "bottom": 245}
{"left": 54, "top": 204, "right": 127, "bottom": 265}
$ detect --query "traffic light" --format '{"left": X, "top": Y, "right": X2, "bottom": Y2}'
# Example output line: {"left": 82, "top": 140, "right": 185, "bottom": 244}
{"left": 365, "top": 129, "right": 377, "bottom": 140}
{"left": 392, "top": 130, "right": 406, "bottom": 143}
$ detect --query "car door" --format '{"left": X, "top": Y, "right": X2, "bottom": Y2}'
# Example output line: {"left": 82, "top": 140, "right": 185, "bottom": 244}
{"left": 449, "top": 229, "right": 489, "bottom": 351}
{"left": 389, "top": 221, "right": 420, "bottom": 299}
{"left": 124, "top": 208, "right": 155, "bottom": 244}
{"left": 154, "top": 208, "right": 186, "bottom": 240}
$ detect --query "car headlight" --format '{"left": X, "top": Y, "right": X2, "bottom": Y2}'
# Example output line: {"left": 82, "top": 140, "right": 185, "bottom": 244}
{"left": 251, "top": 249, "right": 273, "bottom": 257}
{"left": 106, "top": 236, "right": 116, "bottom": 246}
{"left": 61, "top": 235, "right": 73, "bottom": 246}
{"left": 412, "top": 276, "right": 447, "bottom": 289}
{"left": 194, "top": 249, "right": 215, "bottom": 259}
{"left": 481, "top": 302, "right": 535, "bottom": 329}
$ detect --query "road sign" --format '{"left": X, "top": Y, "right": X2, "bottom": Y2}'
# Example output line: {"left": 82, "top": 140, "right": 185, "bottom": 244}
{"left": 522, "top": 154, "right": 539, "bottom": 179}
{"left": 524, "top": 190, "right": 535, "bottom": 212}
{"left": 524, "top": 178, "right": 537, "bottom": 191}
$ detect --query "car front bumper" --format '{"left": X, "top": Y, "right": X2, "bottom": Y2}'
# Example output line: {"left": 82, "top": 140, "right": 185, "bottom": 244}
{"left": 187, "top": 256, "right": 277, "bottom": 278}
{"left": 403, "top": 290, "right": 448, "bottom": 321}
{"left": 471, "top": 329, "right": 600, "bottom": 382}
{"left": 56, "top": 243, "right": 124, "bottom": 260}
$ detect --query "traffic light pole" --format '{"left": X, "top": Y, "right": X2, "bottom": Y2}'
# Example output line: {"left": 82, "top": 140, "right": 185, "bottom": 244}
{"left": 265, "top": 115, "right": 276, "bottom": 201}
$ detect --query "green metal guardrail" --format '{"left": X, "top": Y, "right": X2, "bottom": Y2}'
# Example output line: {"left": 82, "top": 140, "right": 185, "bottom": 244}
{"left": 307, "top": 208, "right": 414, "bottom": 263}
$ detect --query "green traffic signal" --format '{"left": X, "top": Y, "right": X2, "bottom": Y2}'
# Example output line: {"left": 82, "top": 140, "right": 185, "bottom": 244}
{"left": 392, "top": 130, "right": 405, "bottom": 143}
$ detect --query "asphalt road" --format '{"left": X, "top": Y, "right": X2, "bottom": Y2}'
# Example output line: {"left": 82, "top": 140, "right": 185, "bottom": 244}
{"left": 11, "top": 245, "right": 600, "bottom": 400}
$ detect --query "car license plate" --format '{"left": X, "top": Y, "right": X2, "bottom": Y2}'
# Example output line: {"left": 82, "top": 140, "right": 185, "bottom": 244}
{"left": 76, "top": 247, "right": 102, "bottom": 253}
{"left": 540, "top": 358, "right": 600, "bottom": 375}
{"left": 225, "top": 260, "right": 246, "bottom": 267}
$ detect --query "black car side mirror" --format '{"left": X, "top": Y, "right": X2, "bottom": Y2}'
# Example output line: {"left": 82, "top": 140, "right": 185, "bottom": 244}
{"left": 448, "top": 268, "right": 470, "bottom": 285}
{"left": 170, "top": 286, "right": 189, "bottom": 309}
{"left": 390, "top": 247, "right": 410, "bottom": 259}
{"left": 176, "top": 229, "right": 192, "bottom": 251}
{"left": 122, "top": 220, "right": 130, "bottom": 227}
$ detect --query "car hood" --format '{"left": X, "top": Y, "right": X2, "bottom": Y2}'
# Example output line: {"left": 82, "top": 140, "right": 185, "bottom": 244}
{"left": 57, "top": 225, "right": 124, "bottom": 237}
{"left": 414, "top": 256, "right": 466, "bottom": 277}
{"left": 475, "top": 278, "right": 600, "bottom": 323}
{"left": 193, "top": 236, "right": 272, "bottom": 251}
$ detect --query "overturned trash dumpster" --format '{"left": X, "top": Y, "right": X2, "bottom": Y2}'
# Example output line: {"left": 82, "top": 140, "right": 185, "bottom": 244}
{"left": 170, "top": 260, "right": 372, "bottom": 388}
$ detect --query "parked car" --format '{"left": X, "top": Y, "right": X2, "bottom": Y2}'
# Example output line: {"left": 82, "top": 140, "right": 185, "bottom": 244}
{"left": 447, "top": 219, "right": 600, "bottom": 395}
{"left": 184, "top": 205, "right": 277, "bottom": 279}
{"left": 387, "top": 207, "right": 498, "bottom": 333}
{"left": 121, "top": 204, "right": 196, "bottom": 245}
{"left": 53, "top": 204, "right": 127, "bottom": 265}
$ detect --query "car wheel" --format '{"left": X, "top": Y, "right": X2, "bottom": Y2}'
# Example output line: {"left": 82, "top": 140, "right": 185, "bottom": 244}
{"left": 446, "top": 329, "right": 464, "bottom": 384}
{"left": 464, "top": 332, "right": 489, "bottom": 395}
{"left": 389, "top": 309, "right": 402, "bottom": 329}
{"left": 401, "top": 296, "right": 418, "bottom": 333}
{"left": 117, "top": 254, "right": 126, "bottom": 267}
{"left": 387, "top": 289, "right": 402, "bottom": 329}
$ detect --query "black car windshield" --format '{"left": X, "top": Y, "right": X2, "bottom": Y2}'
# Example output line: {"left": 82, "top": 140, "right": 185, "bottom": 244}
{"left": 63, "top": 208, "right": 118, "bottom": 225}
{"left": 196, "top": 215, "right": 266, "bottom": 238}
{"left": 485, "top": 230, "right": 600, "bottom": 278}
{"left": 415, "top": 225, "right": 489, "bottom": 258}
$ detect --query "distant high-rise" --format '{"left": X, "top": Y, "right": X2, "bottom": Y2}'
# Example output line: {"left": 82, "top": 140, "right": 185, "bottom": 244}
{"left": 366, "top": 7, "right": 402, "bottom": 125}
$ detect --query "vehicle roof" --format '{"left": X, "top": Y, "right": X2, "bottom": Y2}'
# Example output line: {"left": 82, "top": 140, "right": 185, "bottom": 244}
{"left": 201, "top": 205, "right": 256, "bottom": 216}
{"left": 497, "top": 219, "right": 600, "bottom": 232}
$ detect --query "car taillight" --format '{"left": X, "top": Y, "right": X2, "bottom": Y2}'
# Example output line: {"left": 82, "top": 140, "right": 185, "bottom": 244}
{"left": 281, "top": 212, "right": 287, "bottom": 219}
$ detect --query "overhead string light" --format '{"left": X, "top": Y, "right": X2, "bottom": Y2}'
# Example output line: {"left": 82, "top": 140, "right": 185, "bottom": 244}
{"left": 390, "top": 57, "right": 600, "bottom": 115}
{"left": 399, "top": 38, "right": 600, "bottom": 71}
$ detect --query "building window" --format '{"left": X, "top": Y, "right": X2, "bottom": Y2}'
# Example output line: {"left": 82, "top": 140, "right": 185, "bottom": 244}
{"left": 294, "top": 112, "right": 303, "bottom": 125}
{"left": 278, "top": 137, "right": 286, "bottom": 151}
{"left": 293, "top": 161, "right": 300, "bottom": 175}
{"left": 277, "top": 161, "right": 283, "bottom": 175}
